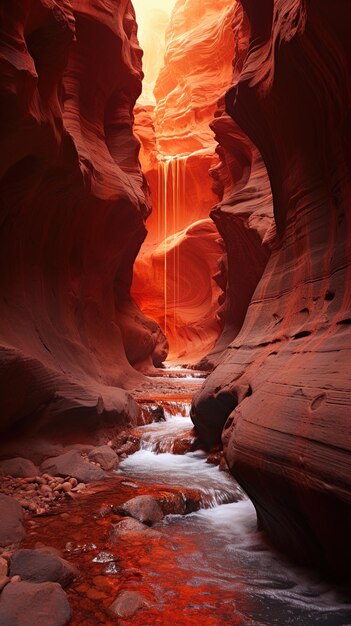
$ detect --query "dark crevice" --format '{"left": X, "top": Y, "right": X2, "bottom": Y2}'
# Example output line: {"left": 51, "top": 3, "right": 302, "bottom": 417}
{"left": 325, "top": 290, "right": 335, "bottom": 301}
{"left": 292, "top": 331, "right": 312, "bottom": 340}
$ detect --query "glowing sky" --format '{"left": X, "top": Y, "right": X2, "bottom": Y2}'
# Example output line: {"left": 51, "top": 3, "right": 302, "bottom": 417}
{"left": 133, "top": 0, "right": 177, "bottom": 104}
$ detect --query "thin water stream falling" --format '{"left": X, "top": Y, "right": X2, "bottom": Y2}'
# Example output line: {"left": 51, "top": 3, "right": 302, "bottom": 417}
{"left": 157, "top": 156, "right": 187, "bottom": 336}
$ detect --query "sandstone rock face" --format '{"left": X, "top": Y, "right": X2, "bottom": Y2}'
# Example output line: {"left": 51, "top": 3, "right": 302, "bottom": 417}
{"left": 153, "top": 0, "right": 236, "bottom": 157}
{"left": 0, "top": 0, "right": 167, "bottom": 439}
{"left": 196, "top": 6, "right": 274, "bottom": 369}
{"left": 192, "top": 0, "right": 351, "bottom": 577}
{"left": 133, "top": 0, "right": 237, "bottom": 362}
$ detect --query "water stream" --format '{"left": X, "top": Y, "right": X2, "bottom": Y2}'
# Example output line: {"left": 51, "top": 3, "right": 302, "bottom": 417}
{"left": 22, "top": 372, "right": 351, "bottom": 625}
{"left": 118, "top": 390, "right": 351, "bottom": 625}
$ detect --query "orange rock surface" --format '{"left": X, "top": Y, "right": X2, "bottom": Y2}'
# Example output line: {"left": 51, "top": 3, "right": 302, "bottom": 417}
{"left": 0, "top": 0, "right": 168, "bottom": 438}
{"left": 133, "top": 0, "right": 238, "bottom": 363}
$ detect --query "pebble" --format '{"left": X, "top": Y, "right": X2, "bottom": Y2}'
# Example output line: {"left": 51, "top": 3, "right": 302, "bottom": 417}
{"left": 0, "top": 471, "right": 84, "bottom": 517}
{"left": 0, "top": 557, "right": 8, "bottom": 577}
{"left": 10, "top": 575, "right": 21, "bottom": 583}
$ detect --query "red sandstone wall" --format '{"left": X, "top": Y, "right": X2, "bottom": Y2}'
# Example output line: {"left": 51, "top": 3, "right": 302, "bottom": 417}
{"left": 192, "top": 0, "right": 351, "bottom": 577}
{"left": 0, "top": 0, "right": 167, "bottom": 438}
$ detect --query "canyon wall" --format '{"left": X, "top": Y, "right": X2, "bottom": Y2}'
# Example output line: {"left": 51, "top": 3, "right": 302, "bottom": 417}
{"left": 0, "top": 0, "right": 168, "bottom": 440}
{"left": 198, "top": 5, "right": 274, "bottom": 368}
{"left": 192, "top": 0, "right": 351, "bottom": 577}
{"left": 133, "top": 0, "right": 238, "bottom": 362}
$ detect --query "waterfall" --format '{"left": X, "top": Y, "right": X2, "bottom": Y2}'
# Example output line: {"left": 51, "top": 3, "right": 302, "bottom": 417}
{"left": 157, "top": 156, "right": 187, "bottom": 335}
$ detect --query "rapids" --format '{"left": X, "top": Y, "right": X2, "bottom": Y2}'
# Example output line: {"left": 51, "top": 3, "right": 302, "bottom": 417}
{"left": 118, "top": 390, "right": 351, "bottom": 625}
{"left": 20, "top": 372, "right": 351, "bottom": 625}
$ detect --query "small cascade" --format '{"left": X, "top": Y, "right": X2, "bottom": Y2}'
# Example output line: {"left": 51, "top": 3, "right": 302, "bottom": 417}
{"left": 157, "top": 156, "right": 188, "bottom": 336}
{"left": 120, "top": 401, "right": 244, "bottom": 508}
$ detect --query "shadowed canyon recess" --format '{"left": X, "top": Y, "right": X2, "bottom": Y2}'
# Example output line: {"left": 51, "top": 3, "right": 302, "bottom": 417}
{"left": 0, "top": 0, "right": 351, "bottom": 625}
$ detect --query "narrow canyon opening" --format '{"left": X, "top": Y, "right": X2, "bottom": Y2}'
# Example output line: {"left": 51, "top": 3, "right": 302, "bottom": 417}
{"left": 131, "top": 0, "right": 238, "bottom": 366}
{"left": 0, "top": 1, "right": 351, "bottom": 625}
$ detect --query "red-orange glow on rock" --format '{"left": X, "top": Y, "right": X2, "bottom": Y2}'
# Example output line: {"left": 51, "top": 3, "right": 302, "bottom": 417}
{"left": 133, "top": 0, "right": 237, "bottom": 363}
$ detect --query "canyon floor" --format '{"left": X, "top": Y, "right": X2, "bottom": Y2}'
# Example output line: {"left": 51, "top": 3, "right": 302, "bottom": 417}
{"left": 1, "top": 369, "right": 350, "bottom": 626}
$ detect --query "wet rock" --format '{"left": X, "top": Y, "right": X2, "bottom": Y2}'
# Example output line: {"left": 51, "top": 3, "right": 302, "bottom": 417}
{"left": 171, "top": 433, "right": 196, "bottom": 455}
{"left": 207, "top": 452, "right": 222, "bottom": 466}
{"left": 102, "top": 562, "right": 121, "bottom": 575}
{"left": 117, "top": 495, "right": 164, "bottom": 526}
{"left": 92, "top": 552, "right": 116, "bottom": 564}
{"left": 9, "top": 549, "right": 75, "bottom": 588}
{"left": 150, "top": 405, "right": 166, "bottom": 422}
{"left": 88, "top": 446, "right": 119, "bottom": 471}
{"left": 110, "top": 518, "right": 161, "bottom": 541}
{"left": 0, "top": 495, "right": 25, "bottom": 547}
{"left": 41, "top": 451, "right": 106, "bottom": 483}
{"left": 115, "top": 438, "right": 140, "bottom": 457}
{"left": 109, "top": 590, "right": 149, "bottom": 619}
{"left": 0, "top": 581, "right": 71, "bottom": 626}
{"left": 0, "top": 458, "right": 37, "bottom": 478}
{"left": 121, "top": 481, "right": 139, "bottom": 489}
{"left": 157, "top": 491, "right": 187, "bottom": 516}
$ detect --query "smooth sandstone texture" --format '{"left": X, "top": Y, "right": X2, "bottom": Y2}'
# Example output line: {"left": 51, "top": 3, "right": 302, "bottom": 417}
{"left": 0, "top": 0, "right": 167, "bottom": 439}
{"left": 192, "top": 0, "right": 351, "bottom": 577}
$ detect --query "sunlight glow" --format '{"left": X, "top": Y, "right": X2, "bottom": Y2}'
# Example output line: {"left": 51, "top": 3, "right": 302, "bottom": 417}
{"left": 133, "top": 0, "right": 177, "bottom": 104}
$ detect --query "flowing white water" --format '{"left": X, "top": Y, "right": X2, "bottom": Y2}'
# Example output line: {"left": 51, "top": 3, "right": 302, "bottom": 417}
{"left": 120, "top": 395, "right": 351, "bottom": 624}
{"left": 120, "top": 407, "right": 243, "bottom": 506}
{"left": 163, "top": 502, "right": 351, "bottom": 625}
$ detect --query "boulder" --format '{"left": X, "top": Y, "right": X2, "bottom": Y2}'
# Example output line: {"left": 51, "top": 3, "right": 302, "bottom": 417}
{"left": 0, "top": 458, "right": 37, "bottom": 478}
{"left": 10, "top": 550, "right": 75, "bottom": 588}
{"left": 109, "top": 590, "right": 149, "bottom": 619}
{"left": 0, "top": 581, "right": 71, "bottom": 626}
{"left": 0, "top": 495, "right": 25, "bottom": 547}
{"left": 88, "top": 446, "right": 119, "bottom": 471}
{"left": 110, "top": 517, "right": 160, "bottom": 541}
{"left": 117, "top": 495, "right": 163, "bottom": 526}
{"left": 41, "top": 451, "right": 106, "bottom": 483}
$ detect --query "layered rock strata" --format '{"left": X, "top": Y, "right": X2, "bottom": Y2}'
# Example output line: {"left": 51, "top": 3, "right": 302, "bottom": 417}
{"left": 192, "top": 0, "right": 351, "bottom": 578}
{"left": 0, "top": 0, "right": 167, "bottom": 439}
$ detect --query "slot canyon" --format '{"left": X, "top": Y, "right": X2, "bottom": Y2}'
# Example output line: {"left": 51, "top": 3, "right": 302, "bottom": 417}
{"left": 0, "top": 0, "right": 350, "bottom": 624}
